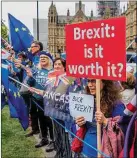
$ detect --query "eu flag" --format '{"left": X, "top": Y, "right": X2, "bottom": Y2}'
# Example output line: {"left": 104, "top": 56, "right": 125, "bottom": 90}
{"left": 7, "top": 82, "right": 29, "bottom": 130}
{"left": 2, "top": 63, "right": 29, "bottom": 129}
{"left": 8, "top": 101, "right": 18, "bottom": 118}
{"left": 8, "top": 13, "right": 34, "bottom": 52}
{"left": 1, "top": 85, "right": 8, "bottom": 110}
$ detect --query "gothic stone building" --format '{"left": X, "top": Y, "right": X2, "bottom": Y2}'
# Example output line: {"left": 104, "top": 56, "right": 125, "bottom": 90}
{"left": 122, "top": 2, "right": 137, "bottom": 50}
{"left": 48, "top": 1, "right": 93, "bottom": 57}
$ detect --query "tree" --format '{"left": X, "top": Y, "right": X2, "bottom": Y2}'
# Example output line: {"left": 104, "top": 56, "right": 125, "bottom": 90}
{"left": 103, "top": 7, "right": 111, "bottom": 19}
{"left": 1, "top": 21, "right": 8, "bottom": 41}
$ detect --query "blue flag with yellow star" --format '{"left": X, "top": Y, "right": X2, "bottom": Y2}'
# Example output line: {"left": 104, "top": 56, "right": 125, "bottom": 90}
{"left": 7, "top": 82, "right": 29, "bottom": 130}
{"left": 8, "top": 13, "right": 34, "bottom": 52}
{"left": 1, "top": 63, "right": 29, "bottom": 130}
{"left": 1, "top": 62, "right": 27, "bottom": 124}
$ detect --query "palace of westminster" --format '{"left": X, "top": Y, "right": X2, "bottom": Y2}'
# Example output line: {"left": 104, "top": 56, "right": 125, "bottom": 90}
{"left": 47, "top": 1, "right": 137, "bottom": 57}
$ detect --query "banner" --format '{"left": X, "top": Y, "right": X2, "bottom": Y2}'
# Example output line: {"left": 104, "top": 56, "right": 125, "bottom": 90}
{"left": 66, "top": 17, "right": 126, "bottom": 81}
{"left": 43, "top": 71, "right": 86, "bottom": 122}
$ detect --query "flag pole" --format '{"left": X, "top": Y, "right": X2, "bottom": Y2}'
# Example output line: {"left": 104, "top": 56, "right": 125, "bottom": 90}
{"left": 126, "top": 39, "right": 135, "bottom": 50}
{"left": 1, "top": 1, "right": 2, "bottom": 19}
{"left": 8, "top": 76, "right": 29, "bottom": 89}
{"left": 37, "top": 0, "right": 39, "bottom": 41}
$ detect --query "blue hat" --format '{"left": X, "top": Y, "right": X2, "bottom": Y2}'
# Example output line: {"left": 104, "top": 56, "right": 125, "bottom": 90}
{"left": 39, "top": 51, "right": 53, "bottom": 65}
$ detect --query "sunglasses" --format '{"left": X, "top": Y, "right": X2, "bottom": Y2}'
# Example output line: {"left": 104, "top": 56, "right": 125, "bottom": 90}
{"left": 87, "top": 79, "right": 96, "bottom": 83}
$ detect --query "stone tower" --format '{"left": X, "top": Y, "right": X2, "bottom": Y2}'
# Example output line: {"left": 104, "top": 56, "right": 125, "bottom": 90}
{"left": 47, "top": 1, "right": 93, "bottom": 57}
{"left": 48, "top": 1, "right": 57, "bottom": 56}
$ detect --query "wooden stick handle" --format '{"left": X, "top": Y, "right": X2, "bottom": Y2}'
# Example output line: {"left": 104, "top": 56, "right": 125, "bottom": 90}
{"left": 96, "top": 79, "right": 102, "bottom": 157}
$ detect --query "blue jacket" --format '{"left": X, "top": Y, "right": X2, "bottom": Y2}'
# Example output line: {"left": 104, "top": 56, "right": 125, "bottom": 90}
{"left": 27, "top": 51, "right": 41, "bottom": 66}
{"left": 82, "top": 103, "right": 125, "bottom": 157}
{"left": 27, "top": 68, "right": 49, "bottom": 100}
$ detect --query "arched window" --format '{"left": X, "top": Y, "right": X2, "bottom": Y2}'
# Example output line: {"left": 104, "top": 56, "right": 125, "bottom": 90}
{"left": 51, "top": 17, "right": 53, "bottom": 23}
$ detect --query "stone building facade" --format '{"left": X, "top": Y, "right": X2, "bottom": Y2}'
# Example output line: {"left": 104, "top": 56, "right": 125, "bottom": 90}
{"left": 48, "top": 1, "right": 94, "bottom": 57}
{"left": 122, "top": 2, "right": 137, "bottom": 49}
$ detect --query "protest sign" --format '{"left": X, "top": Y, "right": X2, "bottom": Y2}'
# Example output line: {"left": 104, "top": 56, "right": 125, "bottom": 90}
{"left": 66, "top": 17, "right": 126, "bottom": 81}
{"left": 43, "top": 71, "right": 76, "bottom": 122}
{"left": 69, "top": 92, "right": 94, "bottom": 122}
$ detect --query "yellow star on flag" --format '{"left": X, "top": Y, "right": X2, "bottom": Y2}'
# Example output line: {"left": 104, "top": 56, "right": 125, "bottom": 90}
{"left": 17, "top": 92, "right": 20, "bottom": 97}
{"left": 15, "top": 28, "right": 19, "bottom": 32}
{"left": 14, "top": 92, "right": 17, "bottom": 98}
{"left": 22, "top": 27, "right": 27, "bottom": 31}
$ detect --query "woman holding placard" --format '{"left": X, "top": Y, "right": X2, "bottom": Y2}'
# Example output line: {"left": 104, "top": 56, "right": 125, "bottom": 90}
{"left": 30, "top": 58, "right": 74, "bottom": 157}
{"left": 75, "top": 79, "right": 125, "bottom": 157}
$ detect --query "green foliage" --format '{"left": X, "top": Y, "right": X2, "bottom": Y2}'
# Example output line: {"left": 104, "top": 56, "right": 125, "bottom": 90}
{"left": 1, "top": 22, "right": 8, "bottom": 41}
{"left": 2, "top": 106, "right": 45, "bottom": 158}
{"left": 103, "top": 8, "right": 111, "bottom": 19}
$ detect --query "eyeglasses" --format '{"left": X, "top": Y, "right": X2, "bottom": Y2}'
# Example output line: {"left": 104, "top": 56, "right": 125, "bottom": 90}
{"left": 87, "top": 79, "right": 96, "bottom": 83}
{"left": 31, "top": 45, "right": 38, "bottom": 48}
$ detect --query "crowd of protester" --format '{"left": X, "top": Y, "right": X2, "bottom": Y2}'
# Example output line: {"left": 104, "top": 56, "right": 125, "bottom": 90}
{"left": 2, "top": 40, "right": 137, "bottom": 158}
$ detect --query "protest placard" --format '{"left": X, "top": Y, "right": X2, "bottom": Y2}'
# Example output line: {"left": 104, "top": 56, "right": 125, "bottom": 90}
{"left": 66, "top": 17, "right": 126, "bottom": 155}
{"left": 66, "top": 17, "right": 126, "bottom": 81}
{"left": 69, "top": 92, "right": 94, "bottom": 122}
{"left": 43, "top": 71, "right": 76, "bottom": 122}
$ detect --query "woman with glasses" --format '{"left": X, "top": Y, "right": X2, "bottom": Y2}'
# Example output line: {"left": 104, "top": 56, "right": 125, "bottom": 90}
{"left": 26, "top": 41, "right": 44, "bottom": 66}
{"left": 15, "top": 41, "right": 45, "bottom": 138}
{"left": 75, "top": 79, "right": 125, "bottom": 157}
{"left": 26, "top": 51, "right": 54, "bottom": 148}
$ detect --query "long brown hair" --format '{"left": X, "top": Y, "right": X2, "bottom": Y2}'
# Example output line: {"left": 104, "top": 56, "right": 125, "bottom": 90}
{"left": 86, "top": 80, "right": 121, "bottom": 117}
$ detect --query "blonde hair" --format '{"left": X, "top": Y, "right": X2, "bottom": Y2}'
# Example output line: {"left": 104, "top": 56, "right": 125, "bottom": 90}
{"left": 37, "top": 58, "right": 52, "bottom": 70}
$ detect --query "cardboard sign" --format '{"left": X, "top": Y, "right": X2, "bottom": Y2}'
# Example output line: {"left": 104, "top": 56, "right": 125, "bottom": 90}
{"left": 69, "top": 92, "right": 94, "bottom": 122}
{"left": 66, "top": 17, "right": 126, "bottom": 81}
